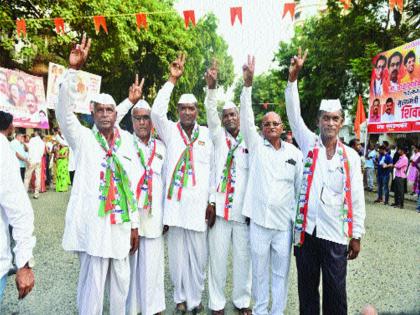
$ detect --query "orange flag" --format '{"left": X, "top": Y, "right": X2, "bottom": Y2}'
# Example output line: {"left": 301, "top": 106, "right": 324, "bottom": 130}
{"left": 93, "top": 16, "right": 108, "bottom": 34}
{"left": 54, "top": 18, "right": 65, "bottom": 34}
{"left": 262, "top": 102, "right": 268, "bottom": 110}
{"left": 339, "top": 0, "right": 352, "bottom": 10}
{"left": 389, "top": 0, "right": 403, "bottom": 13}
{"left": 183, "top": 10, "right": 196, "bottom": 28}
{"left": 136, "top": 13, "right": 148, "bottom": 30}
{"left": 16, "top": 18, "right": 27, "bottom": 38}
{"left": 230, "top": 7, "right": 242, "bottom": 25}
{"left": 354, "top": 95, "right": 366, "bottom": 140}
{"left": 282, "top": 3, "right": 296, "bottom": 19}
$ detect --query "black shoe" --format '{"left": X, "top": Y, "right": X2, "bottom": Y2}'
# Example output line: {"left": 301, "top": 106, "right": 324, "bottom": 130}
{"left": 390, "top": 203, "right": 397, "bottom": 207}
{"left": 191, "top": 303, "right": 204, "bottom": 315}
{"left": 374, "top": 199, "right": 382, "bottom": 203}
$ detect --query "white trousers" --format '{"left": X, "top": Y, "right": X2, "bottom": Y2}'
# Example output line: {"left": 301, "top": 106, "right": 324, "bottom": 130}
{"left": 250, "top": 222, "right": 292, "bottom": 315}
{"left": 208, "top": 217, "right": 252, "bottom": 311}
{"left": 77, "top": 253, "right": 130, "bottom": 315}
{"left": 127, "top": 236, "right": 165, "bottom": 315}
{"left": 24, "top": 162, "right": 41, "bottom": 197}
{"left": 167, "top": 226, "right": 207, "bottom": 311}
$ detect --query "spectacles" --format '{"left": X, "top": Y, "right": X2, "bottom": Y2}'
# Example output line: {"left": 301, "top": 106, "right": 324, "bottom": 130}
{"left": 262, "top": 121, "right": 282, "bottom": 128}
{"left": 132, "top": 115, "right": 150, "bottom": 121}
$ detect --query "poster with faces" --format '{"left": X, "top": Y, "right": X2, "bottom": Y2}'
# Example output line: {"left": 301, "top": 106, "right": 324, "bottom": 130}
{"left": 46, "top": 62, "right": 101, "bottom": 114}
{"left": 368, "top": 39, "right": 420, "bottom": 133}
{"left": 0, "top": 67, "right": 49, "bottom": 129}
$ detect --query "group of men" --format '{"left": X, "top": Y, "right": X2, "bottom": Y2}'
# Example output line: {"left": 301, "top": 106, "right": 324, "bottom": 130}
{"left": 0, "top": 36, "right": 366, "bottom": 315}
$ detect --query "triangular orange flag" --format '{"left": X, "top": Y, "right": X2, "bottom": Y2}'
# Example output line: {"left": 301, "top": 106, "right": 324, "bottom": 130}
{"left": 54, "top": 18, "right": 65, "bottom": 34}
{"left": 16, "top": 18, "right": 27, "bottom": 38}
{"left": 136, "top": 13, "right": 148, "bottom": 30}
{"left": 183, "top": 10, "right": 196, "bottom": 28}
{"left": 230, "top": 7, "right": 242, "bottom": 26}
{"left": 262, "top": 102, "right": 268, "bottom": 110}
{"left": 282, "top": 3, "right": 296, "bottom": 19}
{"left": 389, "top": 0, "right": 404, "bottom": 13}
{"left": 354, "top": 95, "right": 366, "bottom": 140}
{"left": 93, "top": 16, "right": 108, "bottom": 34}
{"left": 339, "top": 0, "right": 352, "bottom": 10}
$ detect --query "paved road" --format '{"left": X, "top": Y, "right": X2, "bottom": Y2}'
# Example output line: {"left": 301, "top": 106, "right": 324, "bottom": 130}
{"left": 2, "top": 191, "right": 420, "bottom": 314}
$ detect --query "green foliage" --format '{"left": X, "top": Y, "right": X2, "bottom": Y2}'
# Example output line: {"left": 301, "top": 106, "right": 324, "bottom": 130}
{"left": 0, "top": 0, "right": 234, "bottom": 125}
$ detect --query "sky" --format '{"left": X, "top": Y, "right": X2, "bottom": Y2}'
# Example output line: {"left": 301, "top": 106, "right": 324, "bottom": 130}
{"left": 174, "top": 0, "right": 297, "bottom": 79}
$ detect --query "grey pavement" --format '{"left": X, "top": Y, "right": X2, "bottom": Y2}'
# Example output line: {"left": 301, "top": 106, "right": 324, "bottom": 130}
{"left": 1, "top": 190, "right": 420, "bottom": 314}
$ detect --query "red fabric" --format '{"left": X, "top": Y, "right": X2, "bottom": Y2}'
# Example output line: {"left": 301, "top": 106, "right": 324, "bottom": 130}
{"left": 282, "top": 3, "right": 296, "bottom": 19}
{"left": 16, "top": 19, "right": 26, "bottom": 38}
{"left": 54, "top": 18, "right": 65, "bottom": 34}
{"left": 93, "top": 16, "right": 108, "bottom": 34}
{"left": 354, "top": 95, "right": 366, "bottom": 140}
{"left": 230, "top": 7, "right": 242, "bottom": 25}
{"left": 183, "top": 10, "right": 196, "bottom": 28}
{"left": 136, "top": 13, "right": 148, "bottom": 30}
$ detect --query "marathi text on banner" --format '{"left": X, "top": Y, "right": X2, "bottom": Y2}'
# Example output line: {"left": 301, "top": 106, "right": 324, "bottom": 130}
{"left": 46, "top": 62, "right": 101, "bottom": 114}
{"left": 368, "top": 38, "right": 420, "bottom": 133}
{"left": 0, "top": 67, "right": 49, "bottom": 129}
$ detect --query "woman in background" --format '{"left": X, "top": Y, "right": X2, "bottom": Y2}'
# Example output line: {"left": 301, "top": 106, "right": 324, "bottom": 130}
{"left": 55, "top": 144, "right": 70, "bottom": 192}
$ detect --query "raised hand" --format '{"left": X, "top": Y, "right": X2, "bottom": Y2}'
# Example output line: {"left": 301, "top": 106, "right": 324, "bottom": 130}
{"left": 69, "top": 34, "right": 91, "bottom": 70}
{"left": 169, "top": 53, "right": 186, "bottom": 84}
{"left": 242, "top": 55, "right": 255, "bottom": 87}
{"left": 288, "top": 47, "right": 308, "bottom": 82}
{"left": 205, "top": 59, "right": 218, "bottom": 89}
{"left": 128, "top": 74, "right": 145, "bottom": 104}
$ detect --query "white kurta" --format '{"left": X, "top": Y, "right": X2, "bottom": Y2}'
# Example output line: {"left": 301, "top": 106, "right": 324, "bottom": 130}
{"left": 240, "top": 86, "right": 303, "bottom": 315}
{"left": 0, "top": 133, "right": 36, "bottom": 279}
{"left": 151, "top": 81, "right": 215, "bottom": 232}
{"left": 204, "top": 88, "right": 251, "bottom": 311}
{"left": 56, "top": 70, "right": 140, "bottom": 260}
{"left": 285, "top": 80, "right": 365, "bottom": 244}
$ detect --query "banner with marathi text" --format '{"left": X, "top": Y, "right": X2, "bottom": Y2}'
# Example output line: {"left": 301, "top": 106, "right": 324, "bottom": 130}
{"left": 0, "top": 67, "right": 49, "bottom": 129}
{"left": 368, "top": 39, "right": 420, "bottom": 133}
{"left": 46, "top": 62, "right": 101, "bottom": 114}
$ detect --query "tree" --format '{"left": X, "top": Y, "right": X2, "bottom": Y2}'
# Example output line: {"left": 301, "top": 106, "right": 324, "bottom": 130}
{"left": 0, "top": 0, "right": 234, "bottom": 126}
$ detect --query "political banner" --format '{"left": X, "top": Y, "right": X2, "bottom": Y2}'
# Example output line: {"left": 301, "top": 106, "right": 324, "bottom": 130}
{"left": 0, "top": 67, "right": 49, "bottom": 129}
{"left": 368, "top": 39, "right": 420, "bottom": 133}
{"left": 46, "top": 62, "right": 101, "bottom": 114}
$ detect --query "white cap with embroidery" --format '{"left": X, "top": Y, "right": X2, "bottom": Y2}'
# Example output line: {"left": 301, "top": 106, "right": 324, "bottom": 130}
{"left": 319, "top": 99, "right": 342, "bottom": 112}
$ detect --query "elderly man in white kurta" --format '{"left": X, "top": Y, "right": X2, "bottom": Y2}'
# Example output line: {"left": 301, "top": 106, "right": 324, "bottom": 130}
{"left": 0, "top": 111, "right": 35, "bottom": 305}
{"left": 56, "top": 36, "right": 140, "bottom": 315}
{"left": 23, "top": 130, "right": 45, "bottom": 199}
{"left": 151, "top": 54, "right": 215, "bottom": 314}
{"left": 240, "top": 56, "right": 303, "bottom": 315}
{"left": 203, "top": 63, "right": 251, "bottom": 315}
{"left": 285, "top": 48, "right": 365, "bottom": 315}
{"left": 116, "top": 93, "right": 167, "bottom": 315}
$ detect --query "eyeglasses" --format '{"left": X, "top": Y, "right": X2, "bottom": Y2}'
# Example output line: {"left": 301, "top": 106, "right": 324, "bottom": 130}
{"left": 262, "top": 121, "right": 282, "bottom": 128}
{"left": 132, "top": 115, "right": 150, "bottom": 121}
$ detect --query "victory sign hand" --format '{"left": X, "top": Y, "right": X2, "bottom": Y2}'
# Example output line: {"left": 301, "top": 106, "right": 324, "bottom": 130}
{"left": 243, "top": 55, "right": 255, "bottom": 87}
{"left": 169, "top": 53, "right": 186, "bottom": 85}
{"left": 69, "top": 34, "right": 91, "bottom": 70}
{"left": 288, "top": 47, "right": 308, "bottom": 82}
{"left": 205, "top": 59, "right": 218, "bottom": 89}
{"left": 128, "top": 74, "right": 145, "bottom": 105}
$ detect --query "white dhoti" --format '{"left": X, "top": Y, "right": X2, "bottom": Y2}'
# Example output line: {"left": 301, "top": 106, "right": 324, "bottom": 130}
{"left": 127, "top": 236, "right": 165, "bottom": 315}
{"left": 208, "top": 217, "right": 251, "bottom": 311}
{"left": 250, "top": 222, "right": 292, "bottom": 315}
{"left": 167, "top": 226, "right": 208, "bottom": 311}
{"left": 77, "top": 252, "right": 130, "bottom": 315}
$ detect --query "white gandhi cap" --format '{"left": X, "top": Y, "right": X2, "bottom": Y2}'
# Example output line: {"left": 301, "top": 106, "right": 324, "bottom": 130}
{"left": 132, "top": 99, "right": 151, "bottom": 111}
{"left": 223, "top": 101, "right": 237, "bottom": 110}
{"left": 178, "top": 94, "right": 198, "bottom": 105}
{"left": 319, "top": 99, "right": 342, "bottom": 112}
{"left": 91, "top": 93, "right": 116, "bottom": 107}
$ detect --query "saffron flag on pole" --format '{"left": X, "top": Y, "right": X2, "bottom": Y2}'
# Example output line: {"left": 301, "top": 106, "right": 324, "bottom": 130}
{"left": 339, "top": 0, "right": 352, "bottom": 10}
{"left": 136, "top": 13, "right": 148, "bottom": 30}
{"left": 282, "top": 3, "right": 296, "bottom": 19}
{"left": 389, "top": 0, "right": 404, "bottom": 13}
{"left": 16, "top": 18, "right": 27, "bottom": 38}
{"left": 183, "top": 10, "right": 196, "bottom": 28}
{"left": 93, "top": 16, "right": 108, "bottom": 34}
{"left": 230, "top": 7, "right": 242, "bottom": 25}
{"left": 354, "top": 95, "right": 366, "bottom": 140}
{"left": 54, "top": 18, "right": 65, "bottom": 34}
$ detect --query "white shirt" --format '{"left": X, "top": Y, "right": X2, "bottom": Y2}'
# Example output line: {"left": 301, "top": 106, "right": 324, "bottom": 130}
{"left": 27, "top": 135, "right": 45, "bottom": 163}
{"left": 285, "top": 81, "right": 365, "bottom": 245}
{"left": 381, "top": 112, "right": 395, "bottom": 122}
{"left": 151, "top": 82, "right": 215, "bottom": 232}
{"left": 240, "top": 87, "right": 303, "bottom": 231}
{"left": 56, "top": 70, "right": 139, "bottom": 259}
{"left": 10, "top": 139, "right": 27, "bottom": 168}
{"left": 204, "top": 89, "right": 249, "bottom": 223}
{"left": 0, "top": 133, "right": 36, "bottom": 278}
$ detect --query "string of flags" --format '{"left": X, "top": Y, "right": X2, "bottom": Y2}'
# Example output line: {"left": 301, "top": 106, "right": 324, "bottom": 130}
{"left": 12, "top": 0, "right": 404, "bottom": 38}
